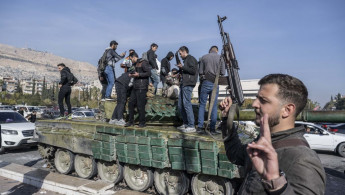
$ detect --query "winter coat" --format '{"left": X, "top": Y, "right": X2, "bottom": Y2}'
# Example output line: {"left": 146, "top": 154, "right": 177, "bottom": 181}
{"left": 147, "top": 49, "right": 158, "bottom": 70}
{"left": 59, "top": 67, "right": 72, "bottom": 86}
{"left": 180, "top": 55, "right": 198, "bottom": 86}
{"left": 133, "top": 59, "right": 151, "bottom": 90}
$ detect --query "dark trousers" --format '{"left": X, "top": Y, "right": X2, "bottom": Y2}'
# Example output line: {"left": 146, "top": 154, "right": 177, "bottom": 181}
{"left": 128, "top": 88, "right": 148, "bottom": 125}
{"left": 112, "top": 82, "right": 128, "bottom": 120}
{"left": 100, "top": 77, "right": 108, "bottom": 99}
{"left": 58, "top": 85, "right": 71, "bottom": 116}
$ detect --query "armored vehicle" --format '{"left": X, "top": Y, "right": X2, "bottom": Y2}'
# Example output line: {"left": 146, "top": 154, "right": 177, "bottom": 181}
{"left": 35, "top": 96, "right": 345, "bottom": 195}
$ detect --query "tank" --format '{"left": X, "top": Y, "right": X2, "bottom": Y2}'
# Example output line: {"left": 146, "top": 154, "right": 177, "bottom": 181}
{"left": 35, "top": 95, "right": 345, "bottom": 195}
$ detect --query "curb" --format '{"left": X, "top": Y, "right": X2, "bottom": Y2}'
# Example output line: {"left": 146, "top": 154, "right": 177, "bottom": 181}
{"left": 0, "top": 161, "right": 116, "bottom": 195}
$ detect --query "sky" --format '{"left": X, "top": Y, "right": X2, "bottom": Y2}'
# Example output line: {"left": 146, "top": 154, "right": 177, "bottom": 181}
{"left": 0, "top": 0, "right": 344, "bottom": 107}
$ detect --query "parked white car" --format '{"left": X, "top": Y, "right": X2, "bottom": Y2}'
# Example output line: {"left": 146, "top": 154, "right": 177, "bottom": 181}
{"left": 71, "top": 111, "right": 95, "bottom": 119}
{"left": 296, "top": 121, "right": 345, "bottom": 157}
{"left": 0, "top": 110, "right": 36, "bottom": 154}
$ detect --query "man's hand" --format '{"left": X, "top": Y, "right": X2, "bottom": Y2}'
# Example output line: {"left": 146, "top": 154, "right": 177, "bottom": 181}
{"left": 129, "top": 72, "right": 139, "bottom": 78}
{"left": 121, "top": 52, "right": 126, "bottom": 57}
{"left": 246, "top": 114, "right": 280, "bottom": 181}
{"left": 99, "top": 77, "right": 104, "bottom": 81}
{"left": 219, "top": 97, "right": 232, "bottom": 117}
{"left": 176, "top": 63, "right": 182, "bottom": 68}
{"left": 58, "top": 84, "right": 62, "bottom": 88}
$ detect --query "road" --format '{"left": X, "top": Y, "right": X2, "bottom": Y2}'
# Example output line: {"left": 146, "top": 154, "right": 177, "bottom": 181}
{"left": 0, "top": 147, "right": 344, "bottom": 194}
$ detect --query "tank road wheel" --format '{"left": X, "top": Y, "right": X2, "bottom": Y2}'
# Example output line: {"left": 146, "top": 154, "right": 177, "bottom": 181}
{"left": 191, "top": 174, "right": 233, "bottom": 195}
{"left": 124, "top": 165, "right": 153, "bottom": 192}
{"left": 154, "top": 169, "right": 190, "bottom": 195}
{"left": 97, "top": 160, "right": 124, "bottom": 184}
{"left": 54, "top": 149, "right": 75, "bottom": 175}
{"left": 74, "top": 154, "right": 97, "bottom": 179}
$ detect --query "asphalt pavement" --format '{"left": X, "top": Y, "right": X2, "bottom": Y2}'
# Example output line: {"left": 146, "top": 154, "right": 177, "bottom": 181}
{"left": 0, "top": 146, "right": 344, "bottom": 195}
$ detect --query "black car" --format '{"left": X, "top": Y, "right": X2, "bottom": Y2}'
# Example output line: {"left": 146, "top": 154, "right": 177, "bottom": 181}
{"left": 328, "top": 123, "right": 345, "bottom": 134}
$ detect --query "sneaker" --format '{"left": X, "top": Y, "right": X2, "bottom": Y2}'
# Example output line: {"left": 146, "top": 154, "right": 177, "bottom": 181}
{"left": 101, "top": 99, "right": 105, "bottom": 102}
{"left": 210, "top": 130, "right": 221, "bottom": 135}
{"left": 109, "top": 119, "right": 118, "bottom": 125}
{"left": 116, "top": 119, "right": 126, "bottom": 126}
{"left": 196, "top": 127, "right": 205, "bottom": 135}
{"left": 177, "top": 124, "right": 186, "bottom": 131}
{"left": 106, "top": 98, "right": 114, "bottom": 101}
{"left": 182, "top": 127, "right": 196, "bottom": 133}
{"left": 125, "top": 122, "right": 134, "bottom": 127}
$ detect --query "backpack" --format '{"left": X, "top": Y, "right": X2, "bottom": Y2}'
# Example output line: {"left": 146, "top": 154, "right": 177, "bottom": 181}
{"left": 141, "top": 52, "right": 148, "bottom": 61}
{"left": 98, "top": 49, "right": 111, "bottom": 72}
{"left": 67, "top": 72, "right": 78, "bottom": 86}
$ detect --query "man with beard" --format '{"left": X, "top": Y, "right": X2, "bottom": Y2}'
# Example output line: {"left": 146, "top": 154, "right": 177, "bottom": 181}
{"left": 219, "top": 74, "right": 325, "bottom": 194}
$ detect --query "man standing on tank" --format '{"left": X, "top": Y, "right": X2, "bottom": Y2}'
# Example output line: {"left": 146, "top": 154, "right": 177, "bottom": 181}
{"left": 147, "top": 43, "right": 159, "bottom": 95}
{"left": 109, "top": 52, "right": 138, "bottom": 126}
{"left": 57, "top": 63, "right": 73, "bottom": 117}
{"left": 197, "top": 46, "right": 225, "bottom": 135}
{"left": 176, "top": 46, "right": 198, "bottom": 133}
{"left": 104, "top": 40, "right": 126, "bottom": 100}
{"left": 125, "top": 54, "right": 151, "bottom": 128}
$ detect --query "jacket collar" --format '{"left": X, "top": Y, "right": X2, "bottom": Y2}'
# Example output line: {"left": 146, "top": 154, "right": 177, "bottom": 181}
{"left": 271, "top": 125, "right": 305, "bottom": 142}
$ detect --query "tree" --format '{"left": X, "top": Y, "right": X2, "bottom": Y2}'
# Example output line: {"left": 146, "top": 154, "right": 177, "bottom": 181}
{"left": 42, "top": 77, "right": 46, "bottom": 99}
{"left": 16, "top": 80, "right": 23, "bottom": 94}
{"left": 335, "top": 97, "right": 345, "bottom": 110}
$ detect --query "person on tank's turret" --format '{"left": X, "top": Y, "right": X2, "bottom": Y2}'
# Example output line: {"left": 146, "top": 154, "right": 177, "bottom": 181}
{"left": 125, "top": 53, "right": 151, "bottom": 128}
{"left": 176, "top": 46, "right": 198, "bottom": 133}
{"left": 160, "top": 51, "right": 174, "bottom": 96}
{"left": 109, "top": 52, "right": 139, "bottom": 126}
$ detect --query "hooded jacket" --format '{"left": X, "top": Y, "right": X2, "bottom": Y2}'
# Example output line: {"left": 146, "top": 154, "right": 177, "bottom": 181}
{"left": 133, "top": 59, "right": 151, "bottom": 90}
{"left": 59, "top": 67, "right": 72, "bottom": 86}
{"left": 223, "top": 121, "right": 326, "bottom": 195}
{"left": 160, "top": 51, "right": 174, "bottom": 77}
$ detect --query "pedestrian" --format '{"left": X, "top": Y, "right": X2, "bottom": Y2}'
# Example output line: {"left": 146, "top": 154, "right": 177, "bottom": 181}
{"left": 160, "top": 51, "right": 174, "bottom": 96}
{"left": 104, "top": 40, "right": 126, "bottom": 100}
{"left": 176, "top": 46, "right": 198, "bottom": 133}
{"left": 25, "top": 110, "right": 37, "bottom": 123}
{"left": 125, "top": 55, "right": 151, "bottom": 128}
{"left": 120, "top": 49, "right": 135, "bottom": 72}
{"left": 219, "top": 74, "right": 326, "bottom": 194}
{"left": 147, "top": 43, "right": 160, "bottom": 95}
{"left": 197, "top": 46, "right": 225, "bottom": 135}
{"left": 109, "top": 52, "right": 138, "bottom": 126}
{"left": 57, "top": 63, "right": 74, "bottom": 117}
{"left": 18, "top": 107, "right": 24, "bottom": 116}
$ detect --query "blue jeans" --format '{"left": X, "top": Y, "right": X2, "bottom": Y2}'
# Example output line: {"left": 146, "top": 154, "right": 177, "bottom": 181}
{"left": 150, "top": 69, "right": 160, "bottom": 95}
{"left": 178, "top": 85, "right": 194, "bottom": 127}
{"left": 197, "top": 80, "right": 219, "bottom": 130}
{"left": 104, "top": 66, "right": 115, "bottom": 98}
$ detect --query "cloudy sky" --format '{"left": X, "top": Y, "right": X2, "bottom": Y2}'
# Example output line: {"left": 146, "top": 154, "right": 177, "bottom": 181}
{"left": 0, "top": 0, "right": 344, "bottom": 106}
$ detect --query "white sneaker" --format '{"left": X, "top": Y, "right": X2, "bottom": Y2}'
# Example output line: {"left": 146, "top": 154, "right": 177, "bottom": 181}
{"left": 101, "top": 99, "right": 105, "bottom": 102}
{"left": 182, "top": 127, "right": 196, "bottom": 133}
{"left": 116, "top": 119, "right": 126, "bottom": 126}
{"left": 177, "top": 125, "right": 186, "bottom": 131}
{"left": 109, "top": 119, "right": 118, "bottom": 125}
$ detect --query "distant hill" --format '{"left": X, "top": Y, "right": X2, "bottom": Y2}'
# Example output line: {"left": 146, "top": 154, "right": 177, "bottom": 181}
{"left": 0, "top": 43, "right": 97, "bottom": 83}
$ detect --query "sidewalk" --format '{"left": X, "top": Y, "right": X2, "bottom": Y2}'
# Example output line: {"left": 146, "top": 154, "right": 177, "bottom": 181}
{"left": 0, "top": 161, "right": 148, "bottom": 195}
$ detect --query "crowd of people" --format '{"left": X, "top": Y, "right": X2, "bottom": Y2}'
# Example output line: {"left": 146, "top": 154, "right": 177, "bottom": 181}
{"left": 52, "top": 39, "right": 326, "bottom": 194}
{"left": 94, "top": 40, "right": 226, "bottom": 133}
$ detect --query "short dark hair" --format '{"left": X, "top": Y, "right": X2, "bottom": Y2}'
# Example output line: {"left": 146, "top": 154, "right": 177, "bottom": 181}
{"left": 179, "top": 46, "right": 189, "bottom": 54}
{"left": 151, "top": 43, "right": 158, "bottom": 48}
{"left": 209, "top": 46, "right": 218, "bottom": 53}
{"left": 110, "top": 40, "right": 118, "bottom": 46}
{"left": 258, "top": 74, "right": 308, "bottom": 117}
{"left": 57, "top": 63, "right": 66, "bottom": 67}
{"left": 129, "top": 52, "right": 138, "bottom": 58}
{"left": 129, "top": 49, "right": 135, "bottom": 53}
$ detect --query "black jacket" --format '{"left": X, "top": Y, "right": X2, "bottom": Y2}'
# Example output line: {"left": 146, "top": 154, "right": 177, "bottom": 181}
{"left": 147, "top": 49, "right": 158, "bottom": 70}
{"left": 133, "top": 59, "right": 151, "bottom": 90}
{"left": 223, "top": 121, "right": 326, "bottom": 194}
{"left": 180, "top": 55, "right": 198, "bottom": 86}
{"left": 59, "top": 67, "right": 72, "bottom": 86}
{"left": 160, "top": 52, "right": 174, "bottom": 77}
{"left": 116, "top": 72, "right": 131, "bottom": 88}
